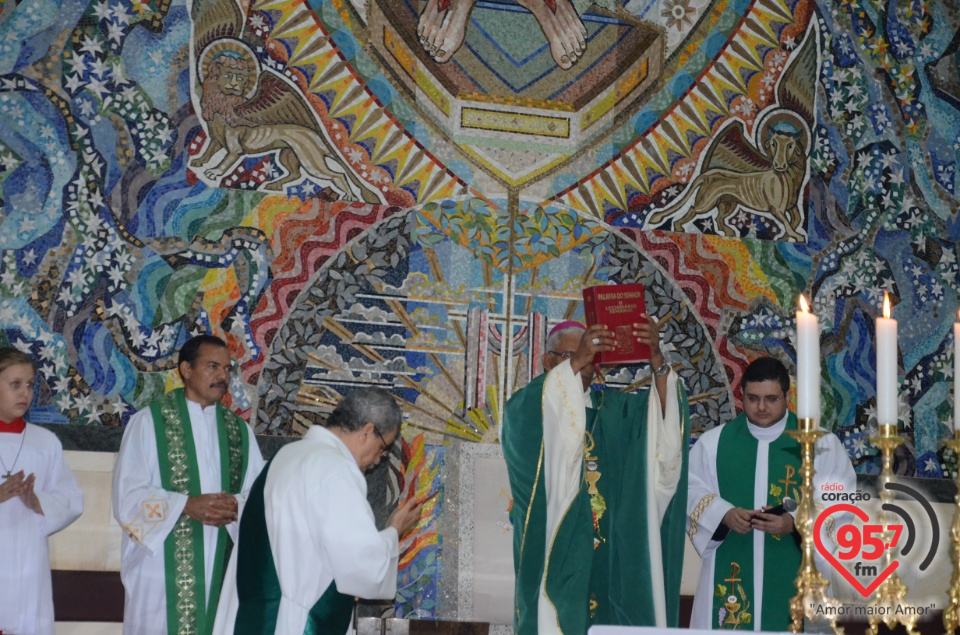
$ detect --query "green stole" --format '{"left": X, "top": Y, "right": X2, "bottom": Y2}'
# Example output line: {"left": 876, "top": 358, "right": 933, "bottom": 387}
{"left": 151, "top": 388, "right": 250, "bottom": 635}
{"left": 232, "top": 462, "right": 354, "bottom": 635}
{"left": 712, "top": 412, "right": 802, "bottom": 631}
{"left": 502, "top": 374, "right": 690, "bottom": 635}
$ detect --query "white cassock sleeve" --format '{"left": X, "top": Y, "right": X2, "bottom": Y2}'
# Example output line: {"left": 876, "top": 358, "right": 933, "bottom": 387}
{"left": 313, "top": 469, "right": 399, "bottom": 599}
{"left": 541, "top": 361, "right": 588, "bottom": 526}
{"left": 810, "top": 432, "right": 856, "bottom": 574}
{"left": 35, "top": 436, "right": 83, "bottom": 536}
{"left": 649, "top": 371, "right": 683, "bottom": 523}
{"left": 686, "top": 429, "right": 735, "bottom": 559}
{"left": 112, "top": 408, "right": 188, "bottom": 553}
{"left": 537, "top": 361, "right": 587, "bottom": 635}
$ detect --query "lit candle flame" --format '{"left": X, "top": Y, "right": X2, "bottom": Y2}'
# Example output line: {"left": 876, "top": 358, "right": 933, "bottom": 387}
{"left": 799, "top": 294, "right": 810, "bottom": 313}
{"left": 882, "top": 292, "right": 891, "bottom": 319}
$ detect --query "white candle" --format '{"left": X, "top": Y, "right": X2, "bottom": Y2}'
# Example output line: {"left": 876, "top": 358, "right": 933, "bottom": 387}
{"left": 796, "top": 295, "right": 820, "bottom": 420}
{"left": 876, "top": 293, "right": 898, "bottom": 425}
{"left": 954, "top": 311, "right": 960, "bottom": 433}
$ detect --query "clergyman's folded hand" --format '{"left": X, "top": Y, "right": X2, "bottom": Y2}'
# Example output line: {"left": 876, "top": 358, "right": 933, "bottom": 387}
{"left": 722, "top": 507, "right": 754, "bottom": 535}
{"left": 184, "top": 492, "right": 238, "bottom": 526}
{"left": 751, "top": 507, "right": 795, "bottom": 535}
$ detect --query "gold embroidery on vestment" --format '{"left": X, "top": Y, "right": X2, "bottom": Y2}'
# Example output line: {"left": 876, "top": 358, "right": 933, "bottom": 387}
{"left": 715, "top": 562, "right": 752, "bottom": 627}
{"left": 160, "top": 399, "right": 201, "bottom": 634}
{"left": 687, "top": 493, "right": 716, "bottom": 539}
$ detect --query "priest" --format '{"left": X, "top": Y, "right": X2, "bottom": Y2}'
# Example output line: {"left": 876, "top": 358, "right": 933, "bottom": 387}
{"left": 686, "top": 356, "right": 855, "bottom": 630}
{"left": 501, "top": 318, "right": 690, "bottom": 635}
{"left": 113, "top": 335, "right": 265, "bottom": 635}
{"left": 212, "top": 387, "right": 423, "bottom": 634}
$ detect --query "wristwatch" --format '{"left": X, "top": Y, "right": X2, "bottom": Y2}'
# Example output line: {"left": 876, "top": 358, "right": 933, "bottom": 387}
{"left": 652, "top": 358, "right": 670, "bottom": 377}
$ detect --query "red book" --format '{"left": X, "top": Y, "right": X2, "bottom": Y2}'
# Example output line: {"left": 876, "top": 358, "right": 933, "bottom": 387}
{"left": 582, "top": 283, "right": 652, "bottom": 365}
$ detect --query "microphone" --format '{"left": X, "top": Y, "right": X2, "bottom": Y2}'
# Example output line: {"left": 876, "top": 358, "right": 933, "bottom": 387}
{"left": 763, "top": 497, "right": 798, "bottom": 516}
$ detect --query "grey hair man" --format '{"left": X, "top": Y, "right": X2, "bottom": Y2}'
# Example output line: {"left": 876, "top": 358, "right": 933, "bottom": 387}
{"left": 213, "top": 387, "right": 422, "bottom": 635}
{"left": 325, "top": 387, "right": 403, "bottom": 473}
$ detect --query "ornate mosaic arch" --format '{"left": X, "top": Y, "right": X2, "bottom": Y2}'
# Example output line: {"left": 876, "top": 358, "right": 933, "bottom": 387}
{"left": 256, "top": 199, "right": 734, "bottom": 438}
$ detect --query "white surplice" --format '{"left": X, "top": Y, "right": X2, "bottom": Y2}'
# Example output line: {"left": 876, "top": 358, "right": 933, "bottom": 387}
{"left": 537, "top": 361, "right": 684, "bottom": 634}
{"left": 213, "top": 425, "right": 399, "bottom": 635}
{"left": 0, "top": 424, "right": 83, "bottom": 635}
{"left": 112, "top": 399, "right": 264, "bottom": 635}
{"left": 686, "top": 413, "right": 855, "bottom": 630}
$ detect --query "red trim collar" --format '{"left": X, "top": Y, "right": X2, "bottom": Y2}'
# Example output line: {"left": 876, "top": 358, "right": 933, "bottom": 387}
{"left": 0, "top": 417, "right": 26, "bottom": 433}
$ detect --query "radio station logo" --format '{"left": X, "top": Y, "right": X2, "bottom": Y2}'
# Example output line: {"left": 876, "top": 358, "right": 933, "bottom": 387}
{"left": 814, "top": 482, "right": 939, "bottom": 598}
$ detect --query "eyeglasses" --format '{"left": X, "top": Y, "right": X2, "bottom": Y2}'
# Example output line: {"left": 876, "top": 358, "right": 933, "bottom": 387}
{"left": 546, "top": 350, "right": 576, "bottom": 360}
{"left": 373, "top": 427, "right": 392, "bottom": 458}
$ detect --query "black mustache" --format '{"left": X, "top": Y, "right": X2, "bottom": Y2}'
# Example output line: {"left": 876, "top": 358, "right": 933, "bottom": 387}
{"left": 211, "top": 383, "right": 229, "bottom": 389}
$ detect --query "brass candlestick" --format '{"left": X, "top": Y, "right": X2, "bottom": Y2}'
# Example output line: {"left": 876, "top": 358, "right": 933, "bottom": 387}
{"left": 943, "top": 431, "right": 960, "bottom": 635}
{"left": 865, "top": 424, "right": 918, "bottom": 635}
{"left": 787, "top": 417, "right": 844, "bottom": 635}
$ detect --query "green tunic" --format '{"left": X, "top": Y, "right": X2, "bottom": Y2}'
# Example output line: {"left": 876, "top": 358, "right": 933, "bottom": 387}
{"left": 711, "top": 413, "right": 802, "bottom": 631}
{"left": 502, "top": 372, "right": 690, "bottom": 635}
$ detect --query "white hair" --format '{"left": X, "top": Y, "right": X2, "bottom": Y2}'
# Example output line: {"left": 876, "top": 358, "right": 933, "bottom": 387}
{"left": 545, "top": 326, "right": 584, "bottom": 352}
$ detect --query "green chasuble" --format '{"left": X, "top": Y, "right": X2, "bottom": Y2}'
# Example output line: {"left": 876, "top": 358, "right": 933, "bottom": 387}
{"left": 712, "top": 412, "right": 802, "bottom": 631}
{"left": 150, "top": 388, "right": 251, "bottom": 635}
{"left": 232, "top": 463, "right": 354, "bottom": 635}
{"left": 502, "top": 373, "right": 690, "bottom": 635}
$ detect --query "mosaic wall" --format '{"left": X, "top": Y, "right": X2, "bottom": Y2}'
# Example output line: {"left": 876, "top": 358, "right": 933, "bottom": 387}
{"left": 1, "top": 0, "right": 959, "bottom": 618}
